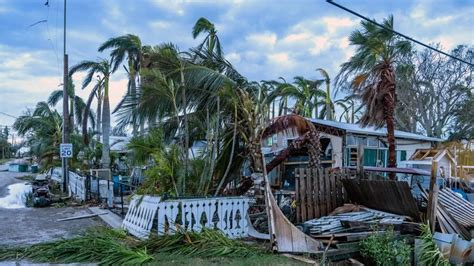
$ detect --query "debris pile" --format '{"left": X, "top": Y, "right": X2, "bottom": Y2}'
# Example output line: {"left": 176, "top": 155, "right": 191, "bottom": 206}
{"left": 304, "top": 206, "right": 408, "bottom": 236}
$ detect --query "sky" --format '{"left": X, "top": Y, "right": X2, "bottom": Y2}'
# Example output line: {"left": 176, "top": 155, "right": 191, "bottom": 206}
{"left": 0, "top": 0, "right": 473, "bottom": 129}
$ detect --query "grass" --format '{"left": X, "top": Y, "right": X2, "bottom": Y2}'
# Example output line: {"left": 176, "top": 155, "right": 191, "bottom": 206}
{"left": 152, "top": 252, "right": 304, "bottom": 265}
{"left": 0, "top": 227, "right": 304, "bottom": 265}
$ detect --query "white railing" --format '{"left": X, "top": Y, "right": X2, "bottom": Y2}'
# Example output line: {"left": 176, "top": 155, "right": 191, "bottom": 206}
{"left": 122, "top": 195, "right": 162, "bottom": 239}
{"left": 122, "top": 195, "right": 250, "bottom": 239}
{"left": 68, "top": 171, "right": 86, "bottom": 201}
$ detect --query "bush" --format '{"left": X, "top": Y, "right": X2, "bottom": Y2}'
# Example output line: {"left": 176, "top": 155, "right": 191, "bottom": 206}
{"left": 360, "top": 227, "right": 412, "bottom": 265}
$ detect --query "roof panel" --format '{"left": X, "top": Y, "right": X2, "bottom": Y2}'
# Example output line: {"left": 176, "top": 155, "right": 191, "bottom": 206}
{"left": 307, "top": 118, "right": 443, "bottom": 142}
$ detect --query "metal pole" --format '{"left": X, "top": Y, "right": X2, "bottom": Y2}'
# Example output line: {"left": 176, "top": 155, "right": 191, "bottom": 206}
{"left": 61, "top": 0, "right": 69, "bottom": 193}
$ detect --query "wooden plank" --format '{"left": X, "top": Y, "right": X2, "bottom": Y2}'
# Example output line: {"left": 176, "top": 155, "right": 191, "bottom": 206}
{"left": 319, "top": 168, "right": 327, "bottom": 216}
{"left": 306, "top": 168, "right": 314, "bottom": 220}
{"left": 313, "top": 168, "right": 320, "bottom": 218}
{"left": 341, "top": 179, "right": 419, "bottom": 219}
{"left": 330, "top": 170, "right": 336, "bottom": 212}
{"left": 300, "top": 169, "right": 307, "bottom": 222}
{"left": 295, "top": 169, "right": 301, "bottom": 223}
{"left": 427, "top": 160, "right": 438, "bottom": 232}
{"left": 262, "top": 157, "right": 323, "bottom": 253}
{"left": 325, "top": 168, "right": 331, "bottom": 216}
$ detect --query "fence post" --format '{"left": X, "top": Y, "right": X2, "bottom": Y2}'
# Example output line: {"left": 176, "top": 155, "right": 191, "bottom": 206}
{"left": 120, "top": 181, "right": 124, "bottom": 217}
{"left": 97, "top": 177, "right": 100, "bottom": 202}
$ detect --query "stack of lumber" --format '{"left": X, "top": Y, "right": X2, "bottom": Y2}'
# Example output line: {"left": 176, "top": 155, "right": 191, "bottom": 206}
{"left": 304, "top": 208, "right": 406, "bottom": 236}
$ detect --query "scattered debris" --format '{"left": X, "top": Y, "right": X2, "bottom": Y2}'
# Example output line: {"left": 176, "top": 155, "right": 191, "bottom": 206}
{"left": 342, "top": 179, "right": 420, "bottom": 219}
{"left": 304, "top": 206, "right": 409, "bottom": 237}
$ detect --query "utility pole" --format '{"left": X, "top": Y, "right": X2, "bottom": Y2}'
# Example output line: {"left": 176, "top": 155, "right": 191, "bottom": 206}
{"left": 61, "top": 0, "right": 69, "bottom": 193}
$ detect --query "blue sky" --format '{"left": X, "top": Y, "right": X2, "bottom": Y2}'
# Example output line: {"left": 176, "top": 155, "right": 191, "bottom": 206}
{"left": 0, "top": 0, "right": 473, "bottom": 128}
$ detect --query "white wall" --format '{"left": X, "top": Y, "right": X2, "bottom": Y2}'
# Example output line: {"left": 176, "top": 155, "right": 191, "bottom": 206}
{"left": 394, "top": 139, "right": 433, "bottom": 161}
{"left": 320, "top": 132, "right": 343, "bottom": 168}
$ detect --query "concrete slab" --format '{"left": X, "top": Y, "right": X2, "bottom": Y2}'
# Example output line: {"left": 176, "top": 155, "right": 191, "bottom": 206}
{"left": 88, "top": 207, "right": 123, "bottom": 229}
{"left": 0, "top": 207, "right": 102, "bottom": 246}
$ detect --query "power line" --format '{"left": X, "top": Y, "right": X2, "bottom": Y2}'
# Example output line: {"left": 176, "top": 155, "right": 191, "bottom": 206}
{"left": 0, "top": 112, "right": 17, "bottom": 119}
{"left": 326, "top": 0, "right": 474, "bottom": 67}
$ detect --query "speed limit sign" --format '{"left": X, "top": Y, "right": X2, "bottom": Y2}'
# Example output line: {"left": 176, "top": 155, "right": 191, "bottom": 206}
{"left": 60, "top": 143, "right": 73, "bottom": 158}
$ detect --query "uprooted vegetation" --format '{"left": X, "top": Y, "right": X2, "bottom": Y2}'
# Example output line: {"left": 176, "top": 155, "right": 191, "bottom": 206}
{"left": 0, "top": 227, "right": 293, "bottom": 265}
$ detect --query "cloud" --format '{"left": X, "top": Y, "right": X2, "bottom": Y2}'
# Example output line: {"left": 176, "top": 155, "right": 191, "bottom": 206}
{"left": 148, "top": 0, "right": 185, "bottom": 15}
{"left": 246, "top": 32, "right": 277, "bottom": 48}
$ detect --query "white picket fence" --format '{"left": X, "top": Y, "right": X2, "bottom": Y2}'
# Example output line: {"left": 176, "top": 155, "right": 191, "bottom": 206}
{"left": 68, "top": 171, "right": 87, "bottom": 201}
{"left": 122, "top": 195, "right": 162, "bottom": 239}
{"left": 122, "top": 195, "right": 250, "bottom": 239}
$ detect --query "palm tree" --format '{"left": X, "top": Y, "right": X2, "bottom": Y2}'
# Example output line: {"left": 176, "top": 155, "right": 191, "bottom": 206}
{"left": 14, "top": 102, "right": 63, "bottom": 167}
{"left": 269, "top": 76, "right": 325, "bottom": 118}
{"left": 98, "top": 34, "right": 143, "bottom": 136}
{"left": 316, "top": 68, "right": 335, "bottom": 120}
{"left": 334, "top": 95, "right": 362, "bottom": 123}
{"left": 47, "top": 77, "right": 95, "bottom": 133}
{"left": 69, "top": 59, "right": 113, "bottom": 168}
{"left": 192, "top": 17, "right": 222, "bottom": 56}
{"left": 336, "top": 15, "right": 412, "bottom": 178}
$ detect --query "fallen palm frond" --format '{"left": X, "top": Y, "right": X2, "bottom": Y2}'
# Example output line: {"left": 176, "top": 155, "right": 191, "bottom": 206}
{"left": 138, "top": 228, "right": 266, "bottom": 258}
{"left": 0, "top": 227, "right": 265, "bottom": 264}
{"left": 418, "top": 223, "right": 450, "bottom": 266}
{"left": 0, "top": 227, "right": 152, "bottom": 265}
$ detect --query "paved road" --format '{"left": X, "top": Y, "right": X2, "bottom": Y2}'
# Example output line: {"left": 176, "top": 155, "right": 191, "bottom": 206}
{"left": 0, "top": 163, "right": 103, "bottom": 247}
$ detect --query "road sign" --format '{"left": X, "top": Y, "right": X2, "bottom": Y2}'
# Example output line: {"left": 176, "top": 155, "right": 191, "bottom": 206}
{"left": 60, "top": 143, "right": 73, "bottom": 158}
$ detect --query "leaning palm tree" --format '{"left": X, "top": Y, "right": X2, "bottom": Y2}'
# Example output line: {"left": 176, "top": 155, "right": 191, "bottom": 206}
{"left": 14, "top": 102, "right": 63, "bottom": 167}
{"left": 69, "top": 59, "right": 113, "bottom": 168}
{"left": 98, "top": 34, "right": 143, "bottom": 136}
{"left": 336, "top": 15, "right": 412, "bottom": 178}
{"left": 192, "top": 17, "right": 223, "bottom": 56}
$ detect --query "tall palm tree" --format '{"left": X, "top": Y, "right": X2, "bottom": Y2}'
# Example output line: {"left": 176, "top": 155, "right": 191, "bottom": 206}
{"left": 98, "top": 34, "right": 143, "bottom": 136}
{"left": 69, "top": 59, "right": 113, "bottom": 168}
{"left": 48, "top": 77, "right": 95, "bottom": 133}
{"left": 192, "top": 17, "right": 222, "bottom": 56}
{"left": 336, "top": 15, "right": 412, "bottom": 178}
{"left": 316, "top": 68, "right": 335, "bottom": 120}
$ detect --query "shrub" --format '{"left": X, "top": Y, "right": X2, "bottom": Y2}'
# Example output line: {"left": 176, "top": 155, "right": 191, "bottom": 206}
{"left": 360, "top": 227, "right": 412, "bottom": 265}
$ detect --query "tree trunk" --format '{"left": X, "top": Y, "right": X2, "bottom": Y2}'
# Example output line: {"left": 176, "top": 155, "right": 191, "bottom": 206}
{"left": 181, "top": 67, "right": 189, "bottom": 195}
{"left": 101, "top": 80, "right": 111, "bottom": 168}
{"left": 130, "top": 70, "right": 139, "bottom": 137}
{"left": 96, "top": 93, "right": 102, "bottom": 142}
{"left": 70, "top": 97, "right": 75, "bottom": 133}
{"left": 382, "top": 65, "right": 397, "bottom": 180}
{"left": 325, "top": 83, "right": 332, "bottom": 120}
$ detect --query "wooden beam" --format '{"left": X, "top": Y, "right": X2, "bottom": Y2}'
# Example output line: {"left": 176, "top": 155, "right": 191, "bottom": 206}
{"left": 426, "top": 160, "right": 438, "bottom": 232}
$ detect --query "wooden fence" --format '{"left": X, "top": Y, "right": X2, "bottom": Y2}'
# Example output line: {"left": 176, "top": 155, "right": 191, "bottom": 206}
{"left": 295, "top": 168, "right": 355, "bottom": 223}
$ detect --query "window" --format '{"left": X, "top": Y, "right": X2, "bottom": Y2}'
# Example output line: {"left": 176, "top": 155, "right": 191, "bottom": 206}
{"left": 357, "top": 136, "right": 367, "bottom": 145}
{"left": 367, "top": 137, "right": 378, "bottom": 147}
{"left": 346, "top": 135, "right": 356, "bottom": 145}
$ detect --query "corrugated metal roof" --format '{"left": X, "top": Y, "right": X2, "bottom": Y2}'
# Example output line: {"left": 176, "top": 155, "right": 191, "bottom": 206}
{"left": 308, "top": 118, "right": 443, "bottom": 142}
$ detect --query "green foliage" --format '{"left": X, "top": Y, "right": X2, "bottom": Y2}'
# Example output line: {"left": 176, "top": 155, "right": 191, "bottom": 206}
{"left": 418, "top": 223, "right": 449, "bottom": 266}
{"left": 0, "top": 227, "right": 266, "bottom": 265}
{"left": 139, "top": 228, "right": 266, "bottom": 258}
{"left": 360, "top": 227, "right": 412, "bottom": 265}
{"left": 0, "top": 227, "right": 152, "bottom": 265}
{"left": 127, "top": 128, "right": 164, "bottom": 164}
